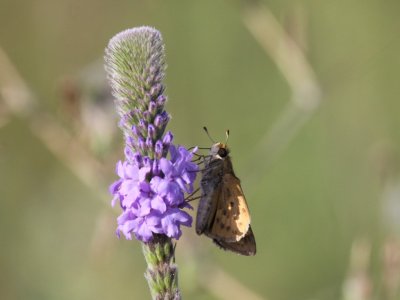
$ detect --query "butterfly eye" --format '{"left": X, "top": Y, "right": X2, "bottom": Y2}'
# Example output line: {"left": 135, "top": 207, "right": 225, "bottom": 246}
{"left": 217, "top": 148, "right": 228, "bottom": 158}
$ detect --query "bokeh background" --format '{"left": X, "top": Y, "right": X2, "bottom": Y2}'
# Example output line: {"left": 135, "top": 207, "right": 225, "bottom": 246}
{"left": 1, "top": 0, "right": 400, "bottom": 299}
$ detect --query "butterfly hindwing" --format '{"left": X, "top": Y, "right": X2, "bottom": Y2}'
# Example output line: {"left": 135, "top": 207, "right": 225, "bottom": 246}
{"left": 213, "top": 226, "right": 256, "bottom": 256}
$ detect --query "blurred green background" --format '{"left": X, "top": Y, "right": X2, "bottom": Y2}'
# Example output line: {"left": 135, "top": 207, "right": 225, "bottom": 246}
{"left": 1, "top": 0, "right": 400, "bottom": 299}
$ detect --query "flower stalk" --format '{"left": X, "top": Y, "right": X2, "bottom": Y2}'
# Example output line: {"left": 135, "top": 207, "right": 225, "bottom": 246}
{"left": 105, "top": 27, "right": 197, "bottom": 299}
{"left": 142, "top": 235, "right": 180, "bottom": 299}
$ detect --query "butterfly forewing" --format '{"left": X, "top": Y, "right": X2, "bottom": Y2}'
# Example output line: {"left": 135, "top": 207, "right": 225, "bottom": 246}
{"left": 196, "top": 158, "right": 224, "bottom": 235}
{"left": 209, "top": 173, "right": 251, "bottom": 242}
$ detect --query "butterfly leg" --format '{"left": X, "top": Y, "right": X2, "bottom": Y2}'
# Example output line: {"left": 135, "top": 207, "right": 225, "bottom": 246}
{"left": 185, "top": 187, "right": 201, "bottom": 202}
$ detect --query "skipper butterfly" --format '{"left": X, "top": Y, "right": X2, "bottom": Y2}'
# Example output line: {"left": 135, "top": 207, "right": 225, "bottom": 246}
{"left": 195, "top": 128, "right": 256, "bottom": 256}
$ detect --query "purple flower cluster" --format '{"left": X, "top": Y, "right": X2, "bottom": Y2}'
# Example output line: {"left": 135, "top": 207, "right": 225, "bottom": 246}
{"left": 110, "top": 138, "right": 198, "bottom": 242}
{"left": 105, "top": 27, "right": 198, "bottom": 243}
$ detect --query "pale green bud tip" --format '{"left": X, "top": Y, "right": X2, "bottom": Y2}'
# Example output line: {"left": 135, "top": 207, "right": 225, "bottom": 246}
{"left": 104, "top": 26, "right": 166, "bottom": 122}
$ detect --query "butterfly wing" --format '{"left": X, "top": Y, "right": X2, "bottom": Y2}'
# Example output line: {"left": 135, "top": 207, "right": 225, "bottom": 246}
{"left": 208, "top": 173, "right": 251, "bottom": 242}
{"left": 196, "top": 158, "right": 224, "bottom": 235}
{"left": 213, "top": 226, "right": 256, "bottom": 256}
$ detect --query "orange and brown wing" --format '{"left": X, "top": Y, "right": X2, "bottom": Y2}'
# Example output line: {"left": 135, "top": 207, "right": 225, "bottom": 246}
{"left": 213, "top": 225, "right": 256, "bottom": 256}
{"left": 208, "top": 173, "right": 251, "bottom": 242}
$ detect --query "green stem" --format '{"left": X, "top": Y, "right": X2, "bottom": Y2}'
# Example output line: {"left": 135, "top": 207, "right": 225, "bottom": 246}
{"left": 142, "top": 234, "right": 181, "bottom": 300}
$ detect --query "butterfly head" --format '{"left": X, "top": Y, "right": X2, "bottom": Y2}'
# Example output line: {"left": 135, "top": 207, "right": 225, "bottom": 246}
{"left": 210, "top": 142, "right": 230, "bottom": 159}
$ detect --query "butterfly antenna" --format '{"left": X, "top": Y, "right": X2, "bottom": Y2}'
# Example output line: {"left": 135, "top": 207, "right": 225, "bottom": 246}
{"left": 225, "top": 129, "right": 230, "bottom": 146}
{"left": 203, "top": 126, "right": 216, "bottom": 143}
